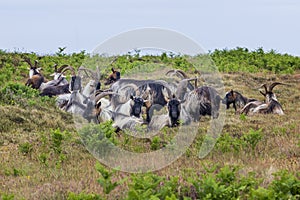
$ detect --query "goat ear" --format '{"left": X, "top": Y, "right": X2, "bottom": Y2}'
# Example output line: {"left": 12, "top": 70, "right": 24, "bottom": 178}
{"left": 130, "top": 94, "right": 134, "bottom": 100}
{"left": 111, "top": 68, "right": 115, "bottom": 72}
{"left": 172, "top": 94, "right": 176, "bottom": 99}
{"left": 230, "top": 89, "right": 234, "bottom": 94}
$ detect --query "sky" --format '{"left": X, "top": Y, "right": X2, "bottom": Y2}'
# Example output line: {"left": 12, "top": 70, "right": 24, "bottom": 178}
{"left": 1, "top": 0, "right": 299, "bottom": 56}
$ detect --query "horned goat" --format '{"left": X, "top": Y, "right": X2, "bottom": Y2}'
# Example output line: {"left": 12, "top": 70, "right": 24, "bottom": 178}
{"left": 240, "top": 82, "right": 285, "bottom": 115}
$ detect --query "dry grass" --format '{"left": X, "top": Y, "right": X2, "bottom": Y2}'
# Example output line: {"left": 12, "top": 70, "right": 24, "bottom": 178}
{"left": 0, "top": 72, "right": 299, "bottom": 199}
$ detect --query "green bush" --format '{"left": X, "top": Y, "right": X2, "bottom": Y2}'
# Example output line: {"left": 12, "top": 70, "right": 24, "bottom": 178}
{"left": 18, "top": 142, "right": 33, "bottom": 155}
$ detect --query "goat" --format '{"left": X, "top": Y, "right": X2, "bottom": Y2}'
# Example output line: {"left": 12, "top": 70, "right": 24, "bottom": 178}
{"left": 148, "top": 86, "right": 222, "bottom": 130}
{"left": 40, "top": 83, "right": 70, "bottom": 97}
{"left": 50, "top": 64, "right": 69, "bottom": 81}
{"left": 114, "top": 95, "right": 145, "bottom": 118}
{"left": 222, "top": 90, "right": 257, "bottom": 111}
{"left": 93, "top": 89, "right": 145, "bottom": 129}
{"left": 78, "top": 66, "right": 102, "bottom": 97}
{"left": 24, "top": 58, "right": 46, "bottom": 89}
{"left": 109, "top": 81, "right": 170, "bottom": 122}
{"left": 240, "top": 82, "right": 285, "bottom": 115}
{"left": 165, "top": 69, "right": 197, "bottom": 97}
{"left": 104, "top": 68, "right": 121, "bottom": 85}
{"left": 92, "top": 90, "right": 116, "bottom": 123}
{"left": 39, "top": 66, "right": 76, "bottom": 97}
{"left": 150, "top": 85, "right": 222, "bottom": 129}
{"left": 147, "top": 95, "right": 191, "bottom": 131}
{"left": 184, "top": 86, "right": 222, "bottom": 120}
{"left": 39, "top": 64, "right": 70, "bottom": 91}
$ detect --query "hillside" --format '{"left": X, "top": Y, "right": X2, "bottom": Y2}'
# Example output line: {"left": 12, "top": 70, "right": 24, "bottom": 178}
{"left": 0, "top": 48, "right": 299, "bottom": 199}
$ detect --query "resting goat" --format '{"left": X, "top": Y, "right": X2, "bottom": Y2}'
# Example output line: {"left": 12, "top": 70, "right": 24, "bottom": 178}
{"left": 222, "top": 90, "right": 257, "bottom": 111}
{"left": 93, "top": 90, "right": 145, "bottom": 130}
{"left": 39, "top": 64, "right": 70, "bottom": 91}
{"left": 110, "top": 81, "right": 171, "bottom": 122}
{"left": 112, "top": 113, "right": 146, "bottom": 131}
{"left": 240, "top": 82, "right": 285, "bottom": 115}
{"left": 148, "top": 86, "right": 222, "bottom": 130}
{"left": 147, "top": 95, "right": 191, "bottom": 131}
{"left": 24, "top": 58, "right": 46, "bottom": 89}
{"left": 114, "top": 95, "right": 146, "bottom": 118}
{"left": 40, "top": 66, "right": 76, "bottom": 97}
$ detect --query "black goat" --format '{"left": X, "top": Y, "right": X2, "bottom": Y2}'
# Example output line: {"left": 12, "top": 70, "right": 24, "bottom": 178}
{"left": 40, "top": 83, "right": 70, "bottom": 97}
{"left": 222, "top": 90, "right": 257, "bottom": 111}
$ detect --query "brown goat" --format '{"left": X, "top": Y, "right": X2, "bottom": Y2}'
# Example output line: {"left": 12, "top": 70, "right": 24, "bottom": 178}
{"left": 24, "top": 58, "right": 46, "bottom": 89}
{"left": 104, "top": 68, "right": 121, "bottom": 85}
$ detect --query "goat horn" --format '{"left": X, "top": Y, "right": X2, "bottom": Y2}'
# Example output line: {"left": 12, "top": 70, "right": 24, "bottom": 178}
{"left": 78, "top": 66, "right": 97, "bottom": 80}
{"left": 61, "top": 66, "right": 76, "bottom": 76}
{"left": 23, "top": 58, "right": 33, "bottom": 68}
{"left": 269, "top": 82, "right": 285, "bottom": 92}
{"left": 195, "top": 77, "right": 198, "bottom": 88}
{"left": 187, "top": 77, "right": 197, "bottom": 81}
{"left": 94, "top": 91, "right": 116, "bottom": 103}
{"left": 34, "top": 60, "right": 39, "bottom": 68}
{"left": 165, "top": 69, "right": 189, "bottom": 79}
{"left": 120, "top": 83, "right": 139, "bottom": 95}
{"left": 260, "top": 83, "right": 268, "bottom": 93}
{"left": 259, "top": 90, "right": 266, "bottom": 96}
{"left": 56, "top": 64, "right": 69, "bottom": 73}
{"left": 53, "top": 64, "right": 58, "bottom": 72}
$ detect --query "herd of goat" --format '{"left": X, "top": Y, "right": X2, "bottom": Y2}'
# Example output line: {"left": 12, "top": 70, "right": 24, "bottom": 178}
{"left": 23, "top": 58, "right": 286, "bottom": 132}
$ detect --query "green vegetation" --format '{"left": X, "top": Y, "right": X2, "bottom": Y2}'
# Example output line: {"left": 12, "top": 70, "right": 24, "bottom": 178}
{"left": 210, "top": 47, "right": 300, "bottom": 74}
{"left": 0, "top": 48, "right": 299, "bottom": 199}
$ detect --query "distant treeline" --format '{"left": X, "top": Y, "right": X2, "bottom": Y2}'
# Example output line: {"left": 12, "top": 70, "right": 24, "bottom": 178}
{"left": 0, "top": 47, "right": 299, "bottom": 85}
{"left": 210, "top": 47, "right": 300, "bottom": 74}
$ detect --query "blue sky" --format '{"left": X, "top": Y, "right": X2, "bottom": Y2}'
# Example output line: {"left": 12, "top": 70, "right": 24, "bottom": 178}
{"left": 1, "top": 0, "right": 299, "bottom": 55}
